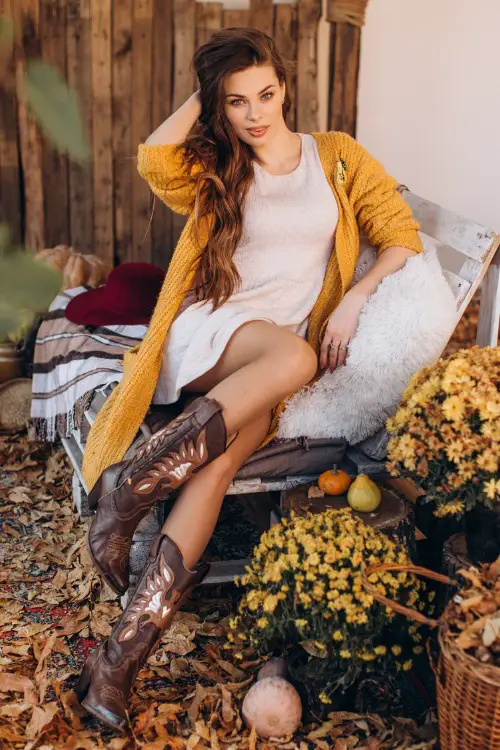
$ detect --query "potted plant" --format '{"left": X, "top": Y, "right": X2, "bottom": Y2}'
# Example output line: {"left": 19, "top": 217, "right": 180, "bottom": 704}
{"left": 386, "top": 346, "right": 500, "bottom": 563}
{"left": 229, "top": 508, "right": 429, "bottom": 718}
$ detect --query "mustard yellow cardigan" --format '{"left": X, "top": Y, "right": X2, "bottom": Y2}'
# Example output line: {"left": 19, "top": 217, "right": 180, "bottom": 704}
{"left": 82, "top": 131, "right": 423, "bottom": 490}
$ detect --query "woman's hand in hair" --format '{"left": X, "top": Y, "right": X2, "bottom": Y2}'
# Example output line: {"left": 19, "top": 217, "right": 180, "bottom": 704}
{"left": 319, "top": 288, "right": 368, "bottom": 372}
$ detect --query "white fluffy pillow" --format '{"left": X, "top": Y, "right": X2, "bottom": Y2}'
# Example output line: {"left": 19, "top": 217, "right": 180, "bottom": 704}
{"left": 277, "top": 237, "right": 458, "bottom": 444}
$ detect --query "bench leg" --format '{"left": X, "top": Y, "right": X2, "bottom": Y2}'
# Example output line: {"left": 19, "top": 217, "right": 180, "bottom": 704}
{"left": 477, "top": 245, "right": 500, "bottom": 347}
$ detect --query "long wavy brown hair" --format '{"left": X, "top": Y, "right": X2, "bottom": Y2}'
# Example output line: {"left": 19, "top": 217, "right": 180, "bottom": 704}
{"left": 179, "top": 28, "right": 294, "bottom": 311}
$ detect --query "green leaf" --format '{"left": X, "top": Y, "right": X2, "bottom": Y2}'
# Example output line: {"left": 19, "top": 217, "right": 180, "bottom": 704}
{"left": 25, "top": 59, "right": 90, "bottom": 162}
{"left": 0, "top": 250, "right": 61, "bottom": 338}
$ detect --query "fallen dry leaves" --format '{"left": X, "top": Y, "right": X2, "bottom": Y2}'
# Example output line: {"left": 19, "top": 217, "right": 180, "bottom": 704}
{"left": 443, "top": 292, "right": 495, "bottom": 358}
{"left": 0, "top": 430, "right": 438, "bottom": 748}
{"left": 446, "top": 558, "right": 500, "bottom": 663}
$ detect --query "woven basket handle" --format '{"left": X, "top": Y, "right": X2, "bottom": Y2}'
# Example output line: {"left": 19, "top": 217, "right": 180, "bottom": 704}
{"left": 361, "top": 563, "right": 458, "bottom": 629}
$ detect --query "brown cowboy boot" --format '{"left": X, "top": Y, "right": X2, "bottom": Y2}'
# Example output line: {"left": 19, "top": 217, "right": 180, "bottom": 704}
{"left": 86, "top": 396, "right": 226, "bottom": 594}
{"left": 75, "top": 532, "right": 209, "bottom": 732}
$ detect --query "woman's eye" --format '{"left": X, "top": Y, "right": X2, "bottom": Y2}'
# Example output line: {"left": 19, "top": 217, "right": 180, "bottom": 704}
{"left": 230, "top": 92, "right": 274, "bottom": 106}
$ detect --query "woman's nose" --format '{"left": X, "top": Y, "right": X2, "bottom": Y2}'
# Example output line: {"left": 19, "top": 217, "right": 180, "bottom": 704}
{"left": 247, "top": 105, "right": 262, "bottom": 122}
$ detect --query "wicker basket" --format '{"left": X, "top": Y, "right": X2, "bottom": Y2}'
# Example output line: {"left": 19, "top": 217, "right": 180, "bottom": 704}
{"left": 362, "top": 562, "right": 500, "bottom": 750}
{"left": 436, "top": 619, "right": 500, "bottom": 750}
{"left": 0, "top": 378, "right": 32, "bottom": 433}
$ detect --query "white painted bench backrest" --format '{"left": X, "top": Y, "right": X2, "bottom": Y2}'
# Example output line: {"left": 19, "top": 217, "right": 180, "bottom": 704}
{"left": 403, "top": 189, "right": 499, "bottom": 347}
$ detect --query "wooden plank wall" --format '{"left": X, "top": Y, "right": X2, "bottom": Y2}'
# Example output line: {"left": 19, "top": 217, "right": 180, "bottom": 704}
{"left": 326, "top": 0, "right": 362, "bottom": 135}
{"left": 0, "top": 0, "right": 341, "bottom": 269}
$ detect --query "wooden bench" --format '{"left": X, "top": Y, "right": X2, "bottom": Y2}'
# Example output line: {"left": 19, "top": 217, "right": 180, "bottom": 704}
{"left": 61, "top": 188, "right": 500, "bottom": 592}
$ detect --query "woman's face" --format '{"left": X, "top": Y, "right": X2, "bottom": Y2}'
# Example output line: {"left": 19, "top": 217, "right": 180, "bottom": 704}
{"left": 223, "top": 64, "right": 285, "bottom": 145}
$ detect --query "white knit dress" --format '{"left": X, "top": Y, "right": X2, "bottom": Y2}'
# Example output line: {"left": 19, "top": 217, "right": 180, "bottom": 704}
{"left": 153, "top": 133, "right": 339, "bottom": 405}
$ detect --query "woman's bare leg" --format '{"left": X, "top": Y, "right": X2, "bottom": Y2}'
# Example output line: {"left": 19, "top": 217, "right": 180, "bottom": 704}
{"left": 158, "top": 321, "right": 316, "bottom": 567}
{"left": 161, "top": 411, "right": 271, "bottom": 568}
{"left": 184, "top": 321, "right": 318, "bottom": 435}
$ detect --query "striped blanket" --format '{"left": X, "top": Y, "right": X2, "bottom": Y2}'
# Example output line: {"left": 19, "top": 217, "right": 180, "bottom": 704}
{"left": 30, "top": 287, "right": 148, "bottom": 441}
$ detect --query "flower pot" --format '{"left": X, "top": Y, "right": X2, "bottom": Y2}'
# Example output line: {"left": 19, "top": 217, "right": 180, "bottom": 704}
{"left": 0, "top": 342, "right": 23, "bottom": 384}
{"left": 464, "top": 506, "right": 500, "bottom": 565}
{"left": 285, "top": 646, "right": 354, "bottom": 720}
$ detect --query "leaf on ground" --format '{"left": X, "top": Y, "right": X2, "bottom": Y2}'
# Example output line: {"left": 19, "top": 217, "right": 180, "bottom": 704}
{"left": 25, "top": 702, "right": 58, "bottom": 739}
{"left": 0, "top": 673, "right": 34, "bottom": 692}
{"left": 216, "top": 659, "right": 245, "bottom": 681}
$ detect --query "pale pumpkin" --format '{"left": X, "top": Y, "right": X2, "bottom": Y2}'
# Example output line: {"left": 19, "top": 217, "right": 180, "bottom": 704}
{"left": 318, "top": 465, "right": 352, "bottom": 496}
{"left": 35, "top": 245, "right": 112, "bottom": 291}
{"left": 347, "top": 474, "right": 382, "bottom": 513}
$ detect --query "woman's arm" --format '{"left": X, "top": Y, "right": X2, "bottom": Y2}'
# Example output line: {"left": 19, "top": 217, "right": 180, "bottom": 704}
{"left": 349, "top": 245, "right": 417, "bottom": 298}
{"left": 138, "top": 91, "right": 203, "bottom": 214}
{"left": 145, "top": 90, "right": 201, "bottom": 145}
{"left": 320, "top": 134, "right": 423, "bottom": 371}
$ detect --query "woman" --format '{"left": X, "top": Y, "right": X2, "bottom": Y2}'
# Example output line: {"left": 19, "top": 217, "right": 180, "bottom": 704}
{"left": 77, "top": 28, "right": 422, "bottom": 731}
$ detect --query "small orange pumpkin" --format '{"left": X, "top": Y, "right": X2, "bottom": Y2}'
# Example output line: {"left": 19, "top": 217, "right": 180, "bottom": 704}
{"left": 317, "top": 465, "right": 352, "bottom": 496}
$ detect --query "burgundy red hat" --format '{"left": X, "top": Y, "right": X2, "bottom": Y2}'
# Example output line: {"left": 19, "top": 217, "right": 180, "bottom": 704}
{"left": 65, "top": 262, "right": 166, "bottom": 326}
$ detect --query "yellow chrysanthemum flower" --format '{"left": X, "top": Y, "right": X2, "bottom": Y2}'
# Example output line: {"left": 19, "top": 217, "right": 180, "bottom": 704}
{"left": 484, "top": 479, "right": 500, "bottom": 501}
{"left": 263, "top": 595, "right": 279, "bottom": 614}
{"left": 318, "top": 692, "right": 332, "bottom": 704}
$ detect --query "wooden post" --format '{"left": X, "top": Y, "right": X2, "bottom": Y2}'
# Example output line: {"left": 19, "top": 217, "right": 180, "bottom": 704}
{"left": 40, "top": 0, "right": 70, "bottom": 247}
{"left": 477, "top": 243, "right": 500, "bottom": 347}
{"left": 90, "top": 0, "right": 114, "bottom": 266}
{"left": 296, "top": 0, "right": 321, "bottom": 134}
{"left": 67, "top": 0, "right": 94, "bottom": 253}
{"left": 171, "top": 0, "right": 196, "bottom": 249}
{"left": 151, "top": 0, "right": 174, "bottom": 268}
{"left": 274, "top": 3, "right": 298, "bottom": 132}
{"left": 223, "top": 9, "right": 248, "bottom": 28}
{"left": 326, "top": 0, "right": 369, "bottom": 136}
{"left": 196, "top": 2, "right": 223, "bottom": 49}
{"left": 14, "top": 0, "right": 45, "bottom": 252}
{"left": 112, "top": 0, "right": 133, "bottom": 264}
{"left": 249, "top": 0, "right": 274, "bottom": 37}
{"left": 0, "top": 0, "right": 22, "bottom": 244}
{"left": 131, "top": 0, "right": 154, "bottom": 263}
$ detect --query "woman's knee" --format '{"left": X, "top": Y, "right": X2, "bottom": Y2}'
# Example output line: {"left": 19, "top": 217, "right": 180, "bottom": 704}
{"left": 276, "top": 335, "right": 318, "bottom": 386}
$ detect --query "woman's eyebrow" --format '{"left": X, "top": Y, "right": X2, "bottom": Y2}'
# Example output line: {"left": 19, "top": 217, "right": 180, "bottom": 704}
{"left": 225, "top": 85, "right": 275, "bottom": 99}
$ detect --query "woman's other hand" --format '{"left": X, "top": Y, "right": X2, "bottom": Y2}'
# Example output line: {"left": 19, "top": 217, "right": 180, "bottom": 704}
{"left": 319, "top": 288, "right": 368, "bottom": 371}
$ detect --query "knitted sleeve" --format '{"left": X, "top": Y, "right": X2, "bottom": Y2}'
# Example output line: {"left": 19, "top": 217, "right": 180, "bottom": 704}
{"left": 340, "top": 134, "right": 423, "bottom": 256}
{"left": 137, "top": 143, "right": 201, "bottom": 215}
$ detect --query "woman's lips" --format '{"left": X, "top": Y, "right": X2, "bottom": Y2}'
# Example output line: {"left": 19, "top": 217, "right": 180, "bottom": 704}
{"left": 247, "top": 126, "right": 269, "bottom": 137}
